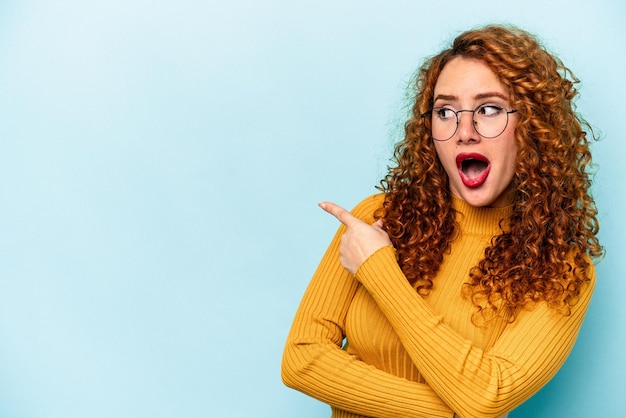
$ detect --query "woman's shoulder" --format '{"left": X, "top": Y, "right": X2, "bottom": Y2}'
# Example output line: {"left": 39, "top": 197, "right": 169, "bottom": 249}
{"left": 350, "top": 194, "right": 385, "bottom": 223}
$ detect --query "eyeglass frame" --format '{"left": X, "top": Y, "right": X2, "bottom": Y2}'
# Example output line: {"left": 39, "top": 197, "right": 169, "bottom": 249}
{"left": 420, "top": 105, "right": 518, "bottom": 141}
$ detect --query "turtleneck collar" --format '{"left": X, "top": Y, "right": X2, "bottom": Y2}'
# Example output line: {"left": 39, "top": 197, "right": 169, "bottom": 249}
{"left": 451, "top": 195, "right": 513, "bottom": 236}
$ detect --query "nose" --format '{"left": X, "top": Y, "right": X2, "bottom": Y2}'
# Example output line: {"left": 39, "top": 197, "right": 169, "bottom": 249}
{"left": 456, "top": 110, "right": 478, "bottom": 143}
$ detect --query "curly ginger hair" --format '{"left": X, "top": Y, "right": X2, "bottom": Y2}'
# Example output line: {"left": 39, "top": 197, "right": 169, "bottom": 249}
{"left": 377, "top": 24, "right": 604, "bottom": 322}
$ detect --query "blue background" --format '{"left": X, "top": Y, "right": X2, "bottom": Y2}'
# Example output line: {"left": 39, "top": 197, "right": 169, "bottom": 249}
{"left": 0, "top": 1, "right": 624, "bottom": 417}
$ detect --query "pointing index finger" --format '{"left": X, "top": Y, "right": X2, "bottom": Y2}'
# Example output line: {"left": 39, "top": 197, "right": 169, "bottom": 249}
{"left": 318, "top": 201, "right": 358, "bottom": 227}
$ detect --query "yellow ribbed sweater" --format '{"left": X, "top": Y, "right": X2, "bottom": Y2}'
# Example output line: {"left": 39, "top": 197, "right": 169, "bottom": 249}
{"left": 282, "top": 194, "right": 595, "bottom": 418}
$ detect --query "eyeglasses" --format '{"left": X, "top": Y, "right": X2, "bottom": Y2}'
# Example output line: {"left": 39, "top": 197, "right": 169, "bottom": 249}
{"left": 421, "top": 104, "right": 518, "bottom": 141}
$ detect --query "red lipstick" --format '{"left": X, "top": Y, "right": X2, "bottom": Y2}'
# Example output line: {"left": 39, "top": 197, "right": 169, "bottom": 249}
{"left": 456, "top": 153, "right": 491, "bottom": 188}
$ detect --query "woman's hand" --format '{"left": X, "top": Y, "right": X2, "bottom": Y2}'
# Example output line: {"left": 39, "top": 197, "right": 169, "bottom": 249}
{"left": 319, "top": 201, "right": 392, "bottom": 275}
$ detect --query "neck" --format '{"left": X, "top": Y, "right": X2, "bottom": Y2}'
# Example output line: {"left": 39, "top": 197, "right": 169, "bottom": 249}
{"left": 452, "top": 196, "right": 513, "bottom": 236}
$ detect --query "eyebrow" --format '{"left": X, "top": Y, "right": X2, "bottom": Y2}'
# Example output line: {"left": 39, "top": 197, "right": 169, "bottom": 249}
{"left": 434, "top": 92, "right": 509, "bottom": 102}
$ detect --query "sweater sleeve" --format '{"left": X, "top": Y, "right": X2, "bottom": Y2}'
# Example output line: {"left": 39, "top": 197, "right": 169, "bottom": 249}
{"left": 355, "top": 246, "right": 596, "bottom": 418}
{"left": 281, "top": 195, "right": 455, "bottom": 418}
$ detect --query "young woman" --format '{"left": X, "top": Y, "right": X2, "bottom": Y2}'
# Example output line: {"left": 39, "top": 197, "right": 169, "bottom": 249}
{"left": 281, "top": 25, "right": 603, "bottom": 418}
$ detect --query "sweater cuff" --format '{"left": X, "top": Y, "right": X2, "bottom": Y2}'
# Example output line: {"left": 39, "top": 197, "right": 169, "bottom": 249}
{"left": 355, "top": 245, "right": 402, "bottom": 285}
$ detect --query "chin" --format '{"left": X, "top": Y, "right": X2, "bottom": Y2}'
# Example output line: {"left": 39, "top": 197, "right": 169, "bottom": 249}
{"left": 462, "top": 196, "right": 495, "bottom": 208}
{"left": 457, "top": 189, "right": 503, "bottom": 208}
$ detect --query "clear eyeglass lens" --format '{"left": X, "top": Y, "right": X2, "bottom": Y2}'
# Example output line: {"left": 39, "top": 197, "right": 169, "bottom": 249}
{"left": 429, "top": 105, "right": 509, "bottom": 141}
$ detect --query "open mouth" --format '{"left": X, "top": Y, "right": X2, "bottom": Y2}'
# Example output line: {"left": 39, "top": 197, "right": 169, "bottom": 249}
{"left": 456, "top": 153, "right": 490, "bottom": 188}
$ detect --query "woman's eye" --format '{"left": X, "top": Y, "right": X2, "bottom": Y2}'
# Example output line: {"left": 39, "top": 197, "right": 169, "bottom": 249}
{"left": 477, "top": 104, "right": 504, "bottom": 117}
{"left": 435, "top": 108, "right": 455, "bottom": 120}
